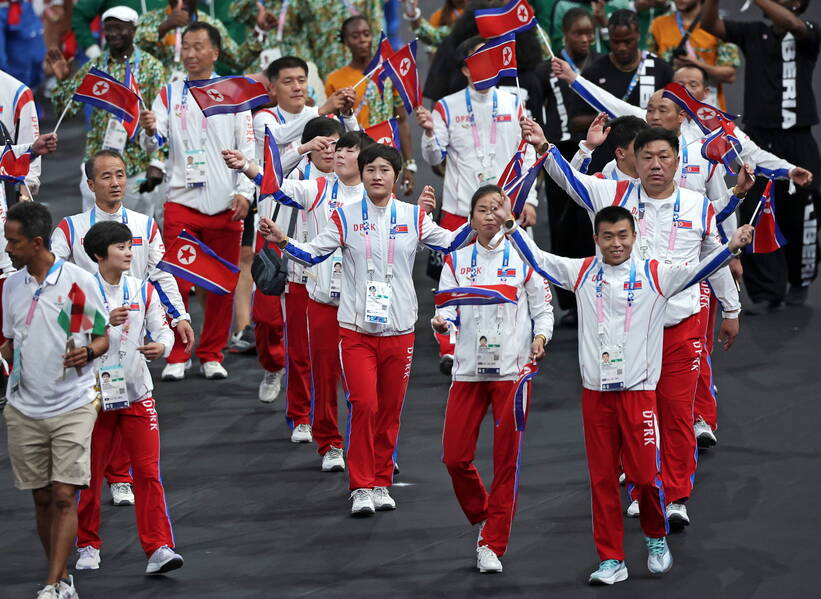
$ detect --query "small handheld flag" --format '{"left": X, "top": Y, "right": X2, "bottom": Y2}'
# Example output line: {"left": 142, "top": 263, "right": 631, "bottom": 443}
{"left": 72, "top": 67, "right": 140, "bottom": 123}
{"left": 662, "top": 83, "right": 737, "bottom": 135}
{"left": 185, "top": 76, "right": 270, "bottom": 117}
{"left": 504, "top": 151, "right": 549, "bottom": 215}
{"left": 360, "top": 31, "right": 395, "bottom": 93}
{"left": 475, "top": 0, "right": 537, "bottom": 39}
{"left": 364, "top": 118, "right": 401, "bottom": 150}
{"left": 122, "top": 61, "right": 143, "bottom": 141}
{"left": 701, "top": 121, "right": 742, "bottom": 176}
{"left": 434, "top": 284, "right": 519, "bottom": 308}
{"left": 747, "top": 180, "right": 787, "bottom": 254}
{"left": 157, "top": 230, "right": 241, "bottom": 295}
{"left": 511, "top": 361, "right": 538, "bottom": 431}
{"left": 497, "top": 140, "right": 528, "bottom": 190}
{"left": 57, "top": 283, "right": 108, "bottom": 337}
{"left": 382, "top": 40, "right": 422, "bottom": 113}
{"left": 259, "top": 125, "right": 292, "bottom": 203}
{"left": 0, "top": 144, "right": 32, "bottom": 183}
{"left": 464, "top": 34, "right": 518, "bottom": 91}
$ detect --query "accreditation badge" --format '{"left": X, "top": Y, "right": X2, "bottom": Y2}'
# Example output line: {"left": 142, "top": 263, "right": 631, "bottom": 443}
{"left": 329, "top": 252, "right": 343, "bottom": 299}
{"left": 184, "top": 149, "right": 207, "bottom": 189}
{"left": 102, "top": 118, "right": 128, "bottom": 153}
{"left": 99, "top": 364, "right": 129, "bottom": 411}
{"left": 476, "top": 328, "right": 503, "bottom": 375}
{"left": 364, "top": 281, "right": 391, "bottom": 325}
{"left": 599, "top": 345, "right": 626, "bottom": 391}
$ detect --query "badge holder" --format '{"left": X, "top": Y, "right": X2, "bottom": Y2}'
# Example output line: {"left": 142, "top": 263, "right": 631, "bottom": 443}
{"left": 102, "top": 118, "right": 128, "bottom": 153}
{"left": 329, "top": 253, "right": 343, "bottom": 299}
{"left": 184, "top": 149, "right": 207, "bottom": 189}
{"left": 476, "top": 329, "right": 503, "bottom": 375}
{"left": 599, "top": 345, "right": 626, "bottom": 391}
{"left": 99, "top": 364, "right": 129, "bottom": 411}
{"left": 364, "top": 281, "right": 391, "bottom": 324}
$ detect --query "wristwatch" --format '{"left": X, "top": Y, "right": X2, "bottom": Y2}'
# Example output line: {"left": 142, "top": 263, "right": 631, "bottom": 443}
{"left": 85, "top": 346, "right": 96, "bottom": 363}
{"left": 504, "top": 218, "right": 516, "bottom": 231}
{"left": 277, "top": 236, "right": 289, "bottom": 250}
{"left": 537, "top": 142, "right": 551, "bottom": 155}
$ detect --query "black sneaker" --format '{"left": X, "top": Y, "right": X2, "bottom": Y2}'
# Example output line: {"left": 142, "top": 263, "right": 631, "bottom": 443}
{"left": 786, "top": 285, "right": 809, "bottom": 306}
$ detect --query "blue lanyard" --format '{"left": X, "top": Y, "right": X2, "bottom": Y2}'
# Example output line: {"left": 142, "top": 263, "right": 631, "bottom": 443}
{"left": 675, "top": 12, "right": 688, "bottom": 37}
{"left": 103, "top": 47, "right": 141, "bottom": 74}
{"left": 95, "top": 273, "right": 130, "bottom": 313}
{"left": 361, "top": 198, "right": 397, "bottom": 279}
{"left": 90, "top": 206, "right": 128, "bottom": 226}
{"left": 330, "top": 179, "right": 366, "bottom": 208}
{"left": 561, "top": 49, "right": 579, "bottom": 73}
{"left": 470, "top": 240, "right": 510, "bottom": 282}
{"left": 304, "top": 162, "right": 312, "bottom": 180}
{"left": 621, "top": 51, "right": 648, "bottom": 101}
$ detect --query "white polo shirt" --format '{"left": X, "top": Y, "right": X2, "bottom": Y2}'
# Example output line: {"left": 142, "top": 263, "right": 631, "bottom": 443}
{"left": 2, "top": 259, "right": 107, "bottom": 419}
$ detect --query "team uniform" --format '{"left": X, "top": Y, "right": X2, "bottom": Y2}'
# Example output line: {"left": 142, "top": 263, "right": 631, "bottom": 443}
{"left": 541, "top": 146, "right": 740, "bottom": 511}
{"left": 436, "top": 240, "right": 553, "bottom": 559}
{"left": 421, "top": 86, "right": 537, "bottom": 357}
{"left": 282, "top": 196, "right": 474, "bottom": 499}
{"left": 76, "top": 274, "right": 179, "bottom": 567}
{"left": 504, "top": 225, "right": 736, "bottom": 563}
{"left": 141, "top": 76, "right": 256, "bottom": 369}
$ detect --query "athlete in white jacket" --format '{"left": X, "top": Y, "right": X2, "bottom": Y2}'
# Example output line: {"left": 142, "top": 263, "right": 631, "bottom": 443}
{"left": 521, "top": 121, "right": 744, "bottom": 527}
{"left": 431, "top": 185, "right": 553, "bottom": 574}
{"left": 259, "top": 144, "right": 475, "bottom": 516}
{"left": 224, "top": 130, "right": 373, "bottom": 469}
{"left": 492, "top": 195, "right": 754, "bottom": 585}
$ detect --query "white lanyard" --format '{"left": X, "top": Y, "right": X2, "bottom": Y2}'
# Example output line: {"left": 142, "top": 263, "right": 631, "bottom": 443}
{"left": 465, "top": 88, "right": 498, "bottom": 166}
{"left": 362, "top": 198, "right": 397, "bottom": 282}
{"left": 180, "top": 83, "right": 208, "bottom": 150}
{"left": 595, "top": 259, "right": 637, "bottom": 338}
{"left": 638, "top": 188, "right": 681, "bottom": 263}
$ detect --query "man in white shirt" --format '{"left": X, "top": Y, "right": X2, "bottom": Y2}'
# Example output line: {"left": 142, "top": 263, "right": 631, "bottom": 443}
{"left": 1, "top": 201, "right": 109, "bottom": 599}
{"left": 139, "top": 22, "right": 255, "bottom": 380}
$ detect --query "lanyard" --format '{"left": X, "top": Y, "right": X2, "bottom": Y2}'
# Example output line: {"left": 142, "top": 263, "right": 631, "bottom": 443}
{"left": 181, "top": 82, "right": 208, "bottom": 150}
{"left": 361, "top": 198, "right": 397, "bottom": 282}
{"left": 303, "top": 161, "right": 312, "bottom": 180}
{"left": 622, "top": 51, "right": 648, "bottom": 101}
{"left": 470, "top": 241, "right": 510, "bottom": 323}
{"left": 24, "top": 259, "right": 65, "bottom": 329}
{"left": 464, "top": 88, "right": 498, "bottom": 166}
{"left": 638, "top": 188, "right": 681, "bottom": 263}
{"left": 561, "top": 49, "right": 580, "bottom": 73}
{"left": 596, "top": 259, "right": 637, "bottom": 337}
{"left": 94, "top": 272, "right": 131, "bottom": 313}
{"left": 90, "top": 206, "right": 128, "bottom": 226}
{"left": 678, "top": 142, "right": 689, "bottom": 186}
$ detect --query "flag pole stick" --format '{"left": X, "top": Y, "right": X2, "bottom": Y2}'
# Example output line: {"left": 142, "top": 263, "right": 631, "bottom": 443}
{"left": 748, "top": 197, "right": 763, "bottom": 225}
{"left": 53, "top": 102, "right": 72, "bottom": 135}
{"left": 536, "top": 24, "right": 555, "bottom": 59}
{"left": 350, "top": 67, "right": 379, "bottom": 91}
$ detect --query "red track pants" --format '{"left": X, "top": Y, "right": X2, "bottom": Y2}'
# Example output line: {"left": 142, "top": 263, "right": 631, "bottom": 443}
{"left": 442, "top": 380, "right": 529, "bottom": 557}
{"left": 339, "top": 328, "right": 414, "bottom": 490}
{"left": 104, "top": 430, "right": 132, "bottom": 485}
{"left": 694, "top": 284, "right": 718, "bottom": 430}
{"left": 284, "top": 283, "right": 312, "bottom": 428}
{"left": 435, "top": 211, "right": 468, "bottom": 358}
{"left": 163, "top": 202, "right": 242, "bottom": 364}
{"left": 307, "top": 299, "right": 344, "bottom": 455}
{"left": 253, "top": 289, "right": 286, "bottom": 373}
{"left": 77, "top": 399, "right": 175, "bottom": 557}
{"left": 582, "top": 389, "right": 668, "bottom": 561}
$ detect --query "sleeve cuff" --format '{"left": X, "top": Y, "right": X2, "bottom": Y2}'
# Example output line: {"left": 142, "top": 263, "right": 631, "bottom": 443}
{"left": 171, "top": 313, "right": 191, "bottom": 327}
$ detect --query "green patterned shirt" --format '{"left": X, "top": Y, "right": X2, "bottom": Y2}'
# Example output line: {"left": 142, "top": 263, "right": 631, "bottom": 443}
{"left": 229, "top": 0, "right": 314, "bottom": 71}
{"left": 51, "top": 48, "right": 167, "bottom": 177}
{"left": 134, "top": 8, "right": 262, "bottom": 73}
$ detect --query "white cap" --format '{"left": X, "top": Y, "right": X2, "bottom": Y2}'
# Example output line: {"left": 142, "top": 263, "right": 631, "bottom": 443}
{"left": 100, "top": 6, "right": 139, "bottom": 25}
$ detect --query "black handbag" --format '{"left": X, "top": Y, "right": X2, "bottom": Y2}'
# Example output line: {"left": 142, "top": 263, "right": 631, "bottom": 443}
{"left": 252, "top": 204, "right": 299, "bottom": 296}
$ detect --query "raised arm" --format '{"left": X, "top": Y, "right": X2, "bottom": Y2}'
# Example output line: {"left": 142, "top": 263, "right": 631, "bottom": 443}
{"left": 259, "top": 212, "right": 342, "bottom": 267}
{"left": 755, "top": 0, "right": 812, "bottom": 39}
{"left": 418, "top": 101, "right": 450, "bottom": 166}
{"left": 553, "top": 57, "right": 647, "bottom": 120}
{"left": 701, "top": 0, "right": 726, "bottom": 40}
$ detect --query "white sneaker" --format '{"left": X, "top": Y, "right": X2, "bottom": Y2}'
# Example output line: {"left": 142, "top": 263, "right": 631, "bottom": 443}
{"left": 321, "top": 447, "right": 345, "bottom": 472}
{"left": 110, "top": 482, "right": 134, "bottom": 506}
{"left": 694, "top": 417, "right": 717, "bottom": 448}
{"left": 588, "top": 560, "right": 628, "bottom": 585}
{"left": 75, "top": 546, "right": 100, "bottom": 570}
{"left": 161, "top": 362, "right": 186, "bottom": 381}
{"left": 476, "top": 545, "right": 503, "bottom": 573}
{"left": 626, "top": 499, "right": 640, "bottom": 518}
{"left": 290, "top": 423, "right": 313, "bottom": 443}
{"left": 145, "top": 545, "right": 184, "bottom": 575}
{"left": 258, "top": 370, "right": 283, "bottom": 403}
{"left": 350, "top": 488, "right": 375, "bottom": 516}
{"left": 372, "top": 486, "right": 396, "bottom": 511}
{"left": 645, "top": 536, "right": 673, "bottom": 574}
{"left": 36, "top": 584, "right": 59, "bottom": 599}
{"left": 200, "top": 361, "right": 227, "bottom": 379}
{"left": 56, "top": 575, "right": 79, "bottom": 599}
{"left": 666, "top": 502, "right": 690, "bottom": 528}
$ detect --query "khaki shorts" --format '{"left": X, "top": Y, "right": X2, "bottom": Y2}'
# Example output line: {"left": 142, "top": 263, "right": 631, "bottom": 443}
{"left": 4, "top": 402, "right": 98, "bottom": 490}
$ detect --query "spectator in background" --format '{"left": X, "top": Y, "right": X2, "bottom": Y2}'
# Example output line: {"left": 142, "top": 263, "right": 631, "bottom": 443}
{"left": 0, "top": 0, "right": 46, "bottom": 90}
{"left": 648, "top": 0, "right": 739, "bottom": 110}
{"left": 533, "top": 0, "right": 634, "bottom": 56}
{"left": 405, "top": 0, "right": 466, "bottom": 57}
{"left": 635, "top": 0, "right": 672, "bottom": 48}
{"left": 71, "top": 0, "right": 167, "bottom": 62}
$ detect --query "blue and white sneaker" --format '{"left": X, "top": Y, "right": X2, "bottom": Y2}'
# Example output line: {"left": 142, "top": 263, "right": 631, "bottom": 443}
{"left": 645, "top": 536, "right": 673, "bottom": 575}
{"left": 588, "top": 559, "right": 628, "bottom": 585}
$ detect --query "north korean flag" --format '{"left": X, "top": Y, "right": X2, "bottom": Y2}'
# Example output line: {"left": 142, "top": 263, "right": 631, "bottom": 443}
{"left": 747, "top": 180, "right": 788, "bottom": 254}
{"left": 157, "top": 230, "right": 240, "bottom": 295}
{"left": 185, "top": 76, "right": 270, "bottom": 117}
{"left": 701, "top": 121, "right": 742, "bottom": 175}
{"left": 122, "top": 61, "right": 143, "bottom": 141}
{"left": 504, "top": 151, "right": 549, "bottom": 216}
{"left": 464, "top": 34, "right": 518, "bottom": 91}
{"left": 73, "top": 67, "right": 140, "bottom": 123}
{"left": 662, "top": 83, "right": 737, "bottom": 135}
{"left": 434, "top": 284, "right": 519, "bottom": 308}
{"left": 259, "top": 125, "right": 291, "bottom": 203}
{"left": 382, "top": 40, "right": 422, "bottom": 113}
{"left": 363, "top": 31, "right": 395, "bottom": 93}
{"left": 0, "top": 144, "right": 31, "bottom": 183}
{"left": 497, "top": 140, "right": 527, "bottom": 190}
{"left": 511, "top": 361, "right": 538, "bottom": 431}
{"left": 475, "top": 0, "right": 537, "bottom": 40}
{"left": 364, "top": 118, "right": 401, "bottom": 150}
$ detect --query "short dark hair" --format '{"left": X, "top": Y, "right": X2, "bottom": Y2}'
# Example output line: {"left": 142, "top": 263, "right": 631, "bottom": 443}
{"left": 83, "top": 222, "right": 133, "bottom": 263}
{"left": 84, "top": 149, "right": 126, "bottom": 180}
{"left": 265, "top": 56, "right": 309, "bottom": 80}
{"left": 339, "top": 14, "right": 370, "bottom": 44}
{"left": 606, "top": 116, "right": 650, "bottom": 150}
{"left": 457, "top": 35, "right": 486, "bottom": 65}
{"left": 336, "top": 131, "right": 375, "bottom": 151}
{"left": 6, "top": 202, "right": 52, "bottom": 247}
{"left": 357, "top": 143, "right": 402, "bottom": 179}
{"left": 182, "top": 21, "right": 221, "bottom": 52}
{"left": 608, "top": 9, "right": 639, "bottom": 31}
{"left": 594, "top": 206, "right": 635, "bottom": 234}
{"left": 675, "top": 64, "right": 710, "bottom": 87}
{"left": 470, "top": 184, "right": 502, "bottom": 216}
{"left": 633, "top": 127, "right": 680, "bottom": 155}
{"left": 563, "top": 7, "right": 593, "bottom": 32}
{"left": 301, "top": 116, "right": 344, "bottom": 144}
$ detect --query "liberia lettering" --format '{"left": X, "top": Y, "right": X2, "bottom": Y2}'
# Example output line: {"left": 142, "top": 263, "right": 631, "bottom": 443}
{"left": 782, "top": 33, "right": 797, "bottom": 129}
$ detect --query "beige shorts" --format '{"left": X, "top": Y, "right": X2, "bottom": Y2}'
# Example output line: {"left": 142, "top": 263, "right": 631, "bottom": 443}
{"left": 4, "top": 402, "right": 98, "bottom": 490}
